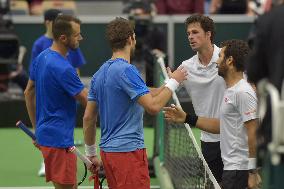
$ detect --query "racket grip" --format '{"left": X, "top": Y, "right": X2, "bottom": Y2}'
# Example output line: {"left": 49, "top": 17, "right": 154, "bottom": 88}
{"left": 69, "top": 146, "right": 93, "bottom": 168}
{"left": 16, "top": 121, "right": 36, "bottom": 141}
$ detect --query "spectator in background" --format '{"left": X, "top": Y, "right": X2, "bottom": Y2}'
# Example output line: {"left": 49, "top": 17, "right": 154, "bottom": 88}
{"left": 210, "top": 0, "right": 248, "bottom": 14}
{"left": 124, "top": 0, "right": 167, "bottom": 87}
{"left": 0, "top": 3, "right": 28, "bottom": 93}
{"left": 155, "top": 0, "right": 204, "bottom": 14}
{"left": 246, "top": 1, "right": 284, "bottom": 188}
{"left": 26, "top": 0, "right": 43, "bottom": 15}
{"left": 30, "top": 8, "right": 86, "bottom": 177}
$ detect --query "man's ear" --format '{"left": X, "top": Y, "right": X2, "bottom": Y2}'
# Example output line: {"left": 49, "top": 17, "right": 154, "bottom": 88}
{"left": 59, "top": 34, "right": 67, "bottom": 43}
{"left": 227, "top": 56, "right": 234, "bottom": 66}
{"left": 127, "top": 35, "right": 135, "bottom": 45}
{"left": 206, "top": 31, "right": 212, "bottom": 40}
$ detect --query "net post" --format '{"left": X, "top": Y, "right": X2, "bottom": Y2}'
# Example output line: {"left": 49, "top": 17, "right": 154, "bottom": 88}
{"left": 153, "top": 156, "right": 174, "bottom": 189}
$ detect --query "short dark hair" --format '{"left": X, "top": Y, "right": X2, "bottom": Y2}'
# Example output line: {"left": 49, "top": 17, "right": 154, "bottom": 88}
{"left": 106, "top": 17, "right": 134, "bottom": 51}
{"left": 44, "top": 9, "right": 62, "bottom": 21}
{"left": 185, "top": 14, "right": 215, "bottom": 42}
{"left": 52, "top": 15, "right": 81, "bottom": 41}
{"left": 220, "top": 39, "right": 250, "bottom": 72}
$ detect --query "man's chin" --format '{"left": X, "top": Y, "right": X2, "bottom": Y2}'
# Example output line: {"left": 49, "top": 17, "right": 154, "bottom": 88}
{"left": 69, "top": 46, "right": 79, "bottom": 50}
{"left": 190, "top": 46, "right": 199, "bottom": 52}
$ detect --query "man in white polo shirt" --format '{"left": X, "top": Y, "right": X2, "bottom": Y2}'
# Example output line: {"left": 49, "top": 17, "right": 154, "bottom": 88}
{"left": 164, "top": 39, "right": 261, "bottom": 189}
{"left": 180, "top": 14, "right": 225, "bottom": 183}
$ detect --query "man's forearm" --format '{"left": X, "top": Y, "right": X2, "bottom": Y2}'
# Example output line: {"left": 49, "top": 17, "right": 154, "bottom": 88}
{"left": 185, "top": 113, "right": 220, "bottom": 134}
{"left": 83, "top": 118, "right": 97, "bottom": 146}
{"left": 196, "top": 117, "right": 220, "bottom": 134}
{"left": 245, "top": 119, "right": 257, "bottom": 158}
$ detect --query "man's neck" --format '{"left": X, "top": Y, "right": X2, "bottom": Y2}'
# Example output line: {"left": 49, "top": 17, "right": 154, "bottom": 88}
{"left": 50, "top": 42, "right": 68, "bottom": 57}
{"left": 45, "top": 29, "right": 53, "bottom": 39}
{"left": 198, "top": 44, "right": 214, "bottom": 66}
{"left": 225, "top": 71, "right": 244, "bottom": 88}
{"left": 111, "top": 49, "right": 131, "bottom": 63}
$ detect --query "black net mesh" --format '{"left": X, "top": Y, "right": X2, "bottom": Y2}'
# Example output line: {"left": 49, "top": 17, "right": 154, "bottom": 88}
{"left": 163, "top": 120, "right": 215, "bottom": 189}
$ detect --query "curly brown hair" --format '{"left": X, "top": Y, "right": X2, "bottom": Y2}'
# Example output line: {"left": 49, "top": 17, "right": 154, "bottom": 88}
{"left": 185, "top": 14, "right": 215, "bottom": 42}
{"left": 106, "top": 17, "right": 135, "bottom": 51}
{"left": 220, "top": 39, "right": 250, "bottom": 72}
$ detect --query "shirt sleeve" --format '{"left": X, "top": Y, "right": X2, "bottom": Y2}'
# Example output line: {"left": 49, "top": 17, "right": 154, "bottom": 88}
{"left": 30, "top": 42, "right": 42, "bottom": 75}
{"left": 120, "top": 66, "right": 149, "bottom": 100}
{"left": 67, "top": 48, "right": 86, "bottom": 68}
{"left": 88, "top": 76, "right": 97, "bottom": 101}
{"left": 29, "top": 57, "right": 37, "bottom": 81}
{"left": 59, "top": 67, "right": 84, "bottom": 97}
{"left": 236, "top": 91, "right": 258, "bottom": 123}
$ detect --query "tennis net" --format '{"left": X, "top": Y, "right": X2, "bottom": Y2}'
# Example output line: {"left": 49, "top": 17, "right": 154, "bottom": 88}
{"left": 153, "top": 57, "right": 220, "bottom": 189}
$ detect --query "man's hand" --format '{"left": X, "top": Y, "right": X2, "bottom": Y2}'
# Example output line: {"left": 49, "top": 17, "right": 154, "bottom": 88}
{"left": 87, "top": 156, "right": 102, "bottom": 174}
{"left": 248, "top": 172, "right": 262, "bottom": 189}
{"left": 163, "top": 104, "right": 187, "bottom": 123}
{"left": 32, "top": 140, "right": 40, "bottom": 150}
{"left": 167, "top": 66, "right": 188, "bottom": 83}
{"left": 152, "top": 49, "right": 165, "bottom": 58}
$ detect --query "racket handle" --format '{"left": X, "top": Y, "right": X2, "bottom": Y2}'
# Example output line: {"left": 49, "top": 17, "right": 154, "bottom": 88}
{"left": 16, "top": 121, "right": 36, "bottom": 141}
{"left": 69, "top": 146, "right": 93, "bottom": 168}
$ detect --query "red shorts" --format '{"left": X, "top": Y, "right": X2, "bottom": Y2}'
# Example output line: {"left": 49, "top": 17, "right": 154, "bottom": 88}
{"left": 40, "top": 146, "right": 77, "bottom": 185}
{"left": 100, "top": 148, "right": 150, "bottom": 189}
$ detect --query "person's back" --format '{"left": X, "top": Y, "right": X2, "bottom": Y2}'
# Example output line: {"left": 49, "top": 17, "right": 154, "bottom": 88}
{"left": 83, "top": 17, "right": 187, "bottom": 189}
{"left": 247, "top": 4, "right": 284, "bottom": 93}
{"left": 90, "top": 58, "right": 147, "bottom": 152}
{"left": 246, "top": 4, "right": 284, "bottom": 188}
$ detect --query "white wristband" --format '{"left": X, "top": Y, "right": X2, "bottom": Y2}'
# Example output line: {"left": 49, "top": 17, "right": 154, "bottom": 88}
{"left": 165, "top": 78, "right": 179, "bottom": 92}
{"left": 164, "top": 78, "right": 169, "bottom": 84}
{"left": 248, "top": 158, "right": 256, "bottom": 169}
{"left": 85, "top": 144, "right": 97, "bottom": 157}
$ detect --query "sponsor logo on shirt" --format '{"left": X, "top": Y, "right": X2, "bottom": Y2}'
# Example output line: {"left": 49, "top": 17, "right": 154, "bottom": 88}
{"left": 224, "top": 97, "right": 230, "bottom": 103}
{"left": 244, "top": 109, "right": 256, "bottom": 115}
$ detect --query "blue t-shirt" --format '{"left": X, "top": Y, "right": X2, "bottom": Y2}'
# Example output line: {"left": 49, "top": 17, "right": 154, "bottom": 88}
{"left": 88, "top": 58, "right": 149, "bottom": 152}
{"left": 30, "top": 35, "right": 86, "bottom": 69}
{"left": 30, "top": 48, "right": 84, "bottom": 148}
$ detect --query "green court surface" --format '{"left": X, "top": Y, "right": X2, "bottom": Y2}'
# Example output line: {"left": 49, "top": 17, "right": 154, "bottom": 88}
{"left": 0, "top": 127, "right": 160, "bottom": 187}
{"left": 0, "top": 126, "right": 201, "bottom": 188}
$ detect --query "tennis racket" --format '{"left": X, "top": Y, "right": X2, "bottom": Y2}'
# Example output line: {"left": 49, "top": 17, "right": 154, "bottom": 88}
{"left": 16, "top": 120, "right": 89, "bottom": 186}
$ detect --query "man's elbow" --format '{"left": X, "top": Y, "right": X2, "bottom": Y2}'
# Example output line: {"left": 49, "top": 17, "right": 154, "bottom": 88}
{"left": 24, "top": 88, "right": 32, "bottom": 99}
{"left": 144, "top": 106, "right": 161, "bottom": 115}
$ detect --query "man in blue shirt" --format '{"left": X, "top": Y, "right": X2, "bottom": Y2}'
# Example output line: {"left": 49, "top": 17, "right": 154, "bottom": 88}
{"left": 24, "top": 15, "right": 88, "bottom": 189}
{"left": 83, "top": 17, "right": 187, "bottom": 189}
{"left": 30, "top": 9, "right": 86, "bottom": 74}
{"left": 30, "top": 9, "right": 86, "bottom": 176}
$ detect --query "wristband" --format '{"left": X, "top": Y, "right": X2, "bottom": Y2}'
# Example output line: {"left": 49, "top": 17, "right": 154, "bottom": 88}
{"left": 165, "top": 78, "right": 179, "bottom": 92}
{"left": 185, "top": 113, "right": 198, "bottom": 127}
{"left": 164, "top": 78, "right": 169, "bottom": 84}
{"left": 248, "top": 158, "right": 257, "bottom": 170}
{"left": 85, "top": 144, "right": 97, "bottom": 156}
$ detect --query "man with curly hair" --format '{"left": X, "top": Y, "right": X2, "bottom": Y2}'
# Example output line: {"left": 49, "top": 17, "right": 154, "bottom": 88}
{"left": 164, "top": 39, "right": 261, "bottom": 189}
{"left": 83, "top": 17, "right": 187, "bottom": 189}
